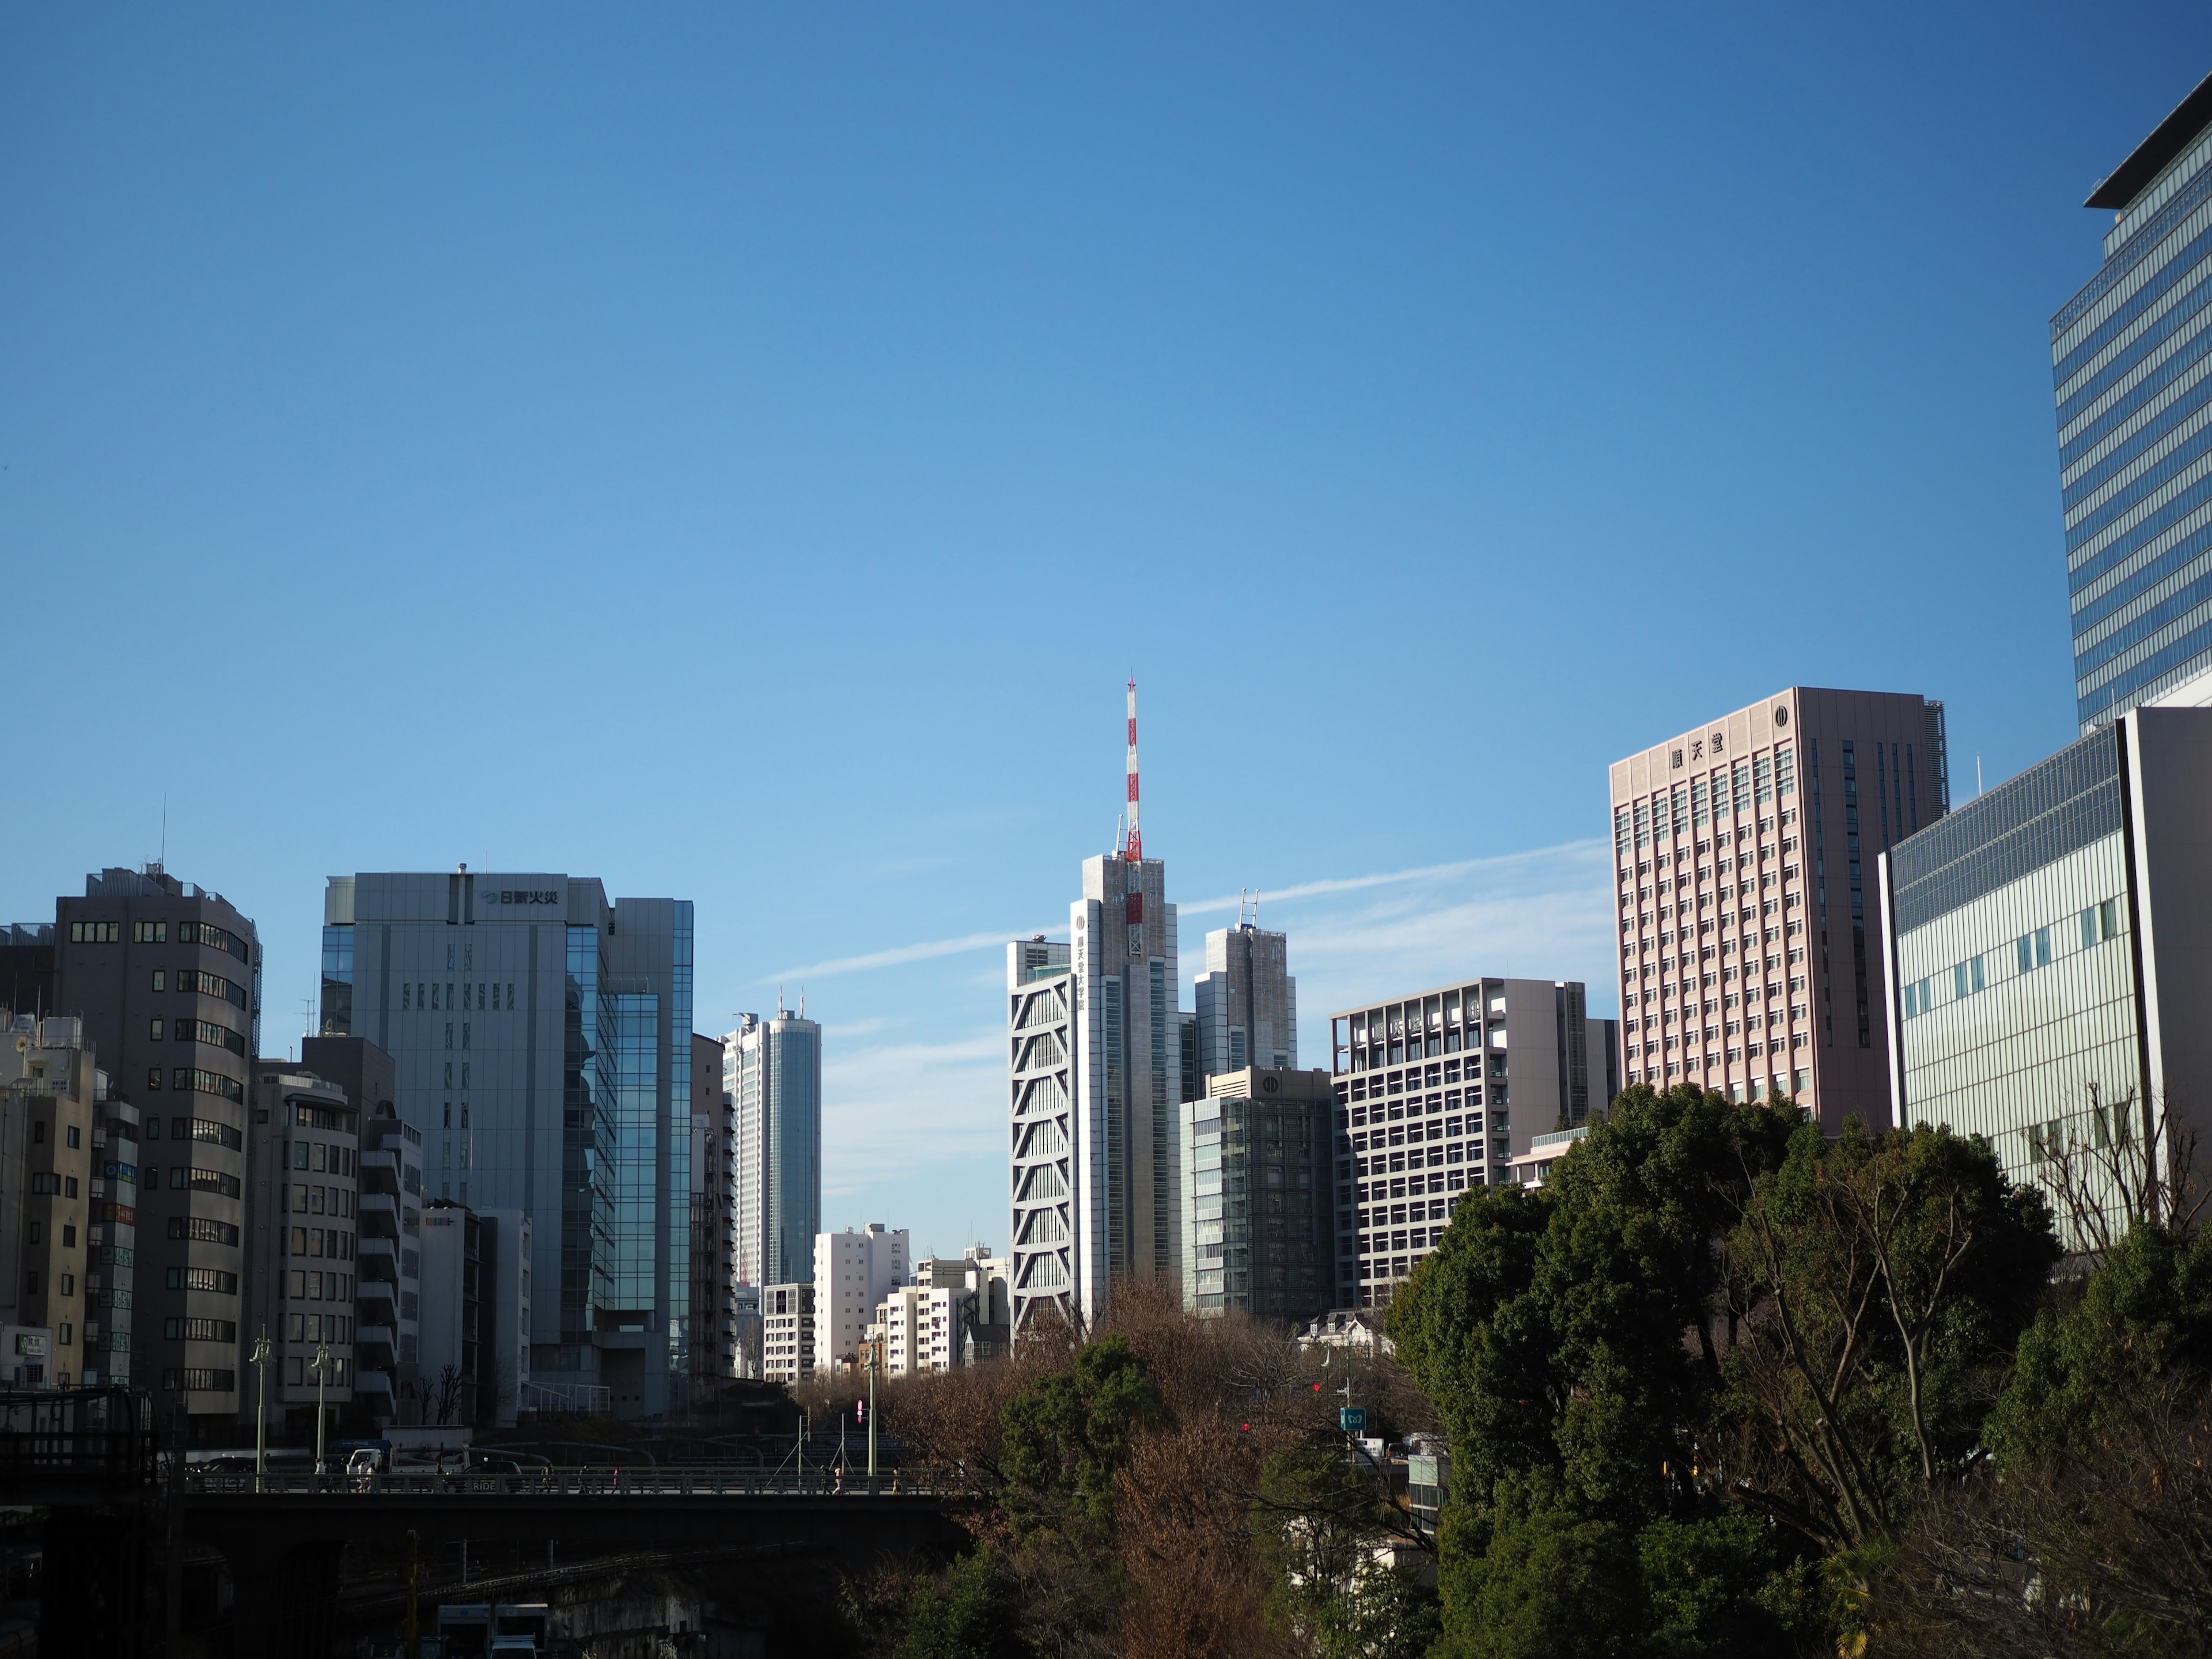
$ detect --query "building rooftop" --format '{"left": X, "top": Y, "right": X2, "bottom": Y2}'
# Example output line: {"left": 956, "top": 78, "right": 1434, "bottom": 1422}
{"left": 2087, "top": 69, "right": 2212, "bottom": 210}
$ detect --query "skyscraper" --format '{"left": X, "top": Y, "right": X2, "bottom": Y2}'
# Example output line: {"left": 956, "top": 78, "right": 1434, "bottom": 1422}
{"left": 726, "top": 1003, "right": 820, "bottom": 1291}
{"left": 1008, "top": 683, "right": 1183, "bottom": 1334}
{"left": 1193, "top": 913, "right": 1297, "bottom": 1079}
{"left": 320, "top": 870, "right": 694, "bottom": 1418}
{"left": 17, "top": 866, "right": 262, "bottom": 1425}
{"left": 2056, "top": 70, "right": 2212, "bottom": 730}
{"left": 1609, "top": 688, "right": 1946, "bottom": 1130}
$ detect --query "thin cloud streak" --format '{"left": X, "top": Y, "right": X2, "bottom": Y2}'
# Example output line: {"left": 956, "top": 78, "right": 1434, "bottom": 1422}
{"left": 1177, "top": 839, "right": 1608, "bottom": 917}
{"left": 764, "top": 929, "right": 1041, "bottom": 983}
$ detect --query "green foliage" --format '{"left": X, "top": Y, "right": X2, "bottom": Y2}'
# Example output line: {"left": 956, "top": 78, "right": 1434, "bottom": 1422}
{"left": 1388, "top": 1084, "right": 2060, "bottom": 1659}
{"left": 1985, "top": 1217, "right": 2212, "bottom": 1464}
{"left": 885, "top": 1550, "right": 1025, "bottom": 1659}
{"left": 998, "top": 1334, "right": 1168, "bottom": 1524}
{"left": 1251, "top": 1445, "right": 1374, "bottom": 1635}
{"left": 1315, "top": 1563, "right": 1445, "bottom": 1659}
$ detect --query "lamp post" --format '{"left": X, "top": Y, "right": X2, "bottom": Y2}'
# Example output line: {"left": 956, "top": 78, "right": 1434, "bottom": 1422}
{"left": 866, "top": 1336, "right": 878, "bottom": 1487}
{"left": 250, "top": 1330, "right": 272, "bottom": 1493}
{"left": 312, "top": 1342, "right": 332, "bottom": 1482}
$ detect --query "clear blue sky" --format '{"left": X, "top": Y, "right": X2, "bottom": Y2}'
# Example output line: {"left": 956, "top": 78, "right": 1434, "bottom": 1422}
{"left": 4, "top": 5, "right": 2204, "bottom": 1258}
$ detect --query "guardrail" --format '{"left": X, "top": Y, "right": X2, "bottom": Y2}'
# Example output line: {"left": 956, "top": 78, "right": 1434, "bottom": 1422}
{"left": 184, "top": 1466, "right": 941, "bottom": 1498}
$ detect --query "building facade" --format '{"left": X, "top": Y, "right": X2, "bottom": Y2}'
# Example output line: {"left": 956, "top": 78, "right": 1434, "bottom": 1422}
{"left": 1181, "top": 1067, "right": 1335, "bottom": 1322}
{"left": 1193, "top": 919, "right": 1297, "bottom": 1080}
{"left": 1881, "top": 703, "right": 2212, "bottom": 1229}
{"left": 241, "top": 1065, "right": 357, "bottom": 1434}
{"left": 28, "top": 866, "right": 261, "bottom": 1428}
{"left": 1328, "top": 978, "right": 1595, "bottom": 1307}
{"left": 1007, "top": 937, "right": 1075, "bottom": 1336}
{"left": 813, "top": 1224, "right": 908, "bottom": 1377}
{"left": 879, "top": 1251, "right": 1008, "bottom": 1377}
{"left": 2055, "top": 71, "right": 2212, "bottom": 729}
{"left": 321, "top": 872, "right": 692, "bottom": 1419}
{"left": 355, "top": 1102, "right": 423, "bottom": 1423}
{"left": 690, "top": 1032, "right": 738, "bottom": 1385}
{"left": 726, "top": 1006, "right": 820, "bottom": 1293}
{"left": 1609, "top": 688, "right": 1948, "bottom": 1128}
{"left": 0, "top": 1016, "right": 97, "bottom": 1388}
{"left": 759, "top": 1282, "right": 814, "bottom": 1384}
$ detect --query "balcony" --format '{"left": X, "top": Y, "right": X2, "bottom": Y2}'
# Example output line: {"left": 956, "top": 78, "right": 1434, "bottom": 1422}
{"left": 354, "top": 1369, "right": 393, "bottom": 1403}
{"left": 358, "top": 1191, "right": 399, "bottom": 1230}
{"left": 355, "top": 1325, "right": 396, "bottom": 1365}
{"left": 357, "top": 1236, "right": 398, "bottom": 1281}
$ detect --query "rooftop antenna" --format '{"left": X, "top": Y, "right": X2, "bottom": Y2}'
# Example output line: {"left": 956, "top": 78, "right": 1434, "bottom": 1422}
{"left": 1124, "top": 677, "right": 1142, "bottom": 862}
{"left": 1976, "top": 755, "right": 1984, "bottom": 798}
{"left": 777, "top": 984, "right": 786, "bottom": 1017}
{"left": 159, "top": 793, "right": 167, "bottom": 873}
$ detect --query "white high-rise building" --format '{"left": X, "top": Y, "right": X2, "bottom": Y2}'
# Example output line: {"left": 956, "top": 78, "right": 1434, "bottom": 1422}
{"left": 1009, "top": 683, "right": 1183, "bottom": 1334}
{"left": 878, "top": 1248, "right": 1010, "bottom": 1376}
{"left": 1194, "top": 915, "right": 1297, "bottom": 1080}
{"left": 813, "top": 1224, "right": 908, "bottom": 1376}
{"left": 726, "top": 1003, "right": 821, "bottom": 1291}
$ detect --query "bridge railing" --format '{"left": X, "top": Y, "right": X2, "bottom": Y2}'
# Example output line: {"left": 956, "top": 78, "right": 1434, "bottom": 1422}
{"left": 183, "top": 1464, "right": 948, "bottom": 1498}
{"left": 0, "top": 1387, "right": 157, "bottom": 1491}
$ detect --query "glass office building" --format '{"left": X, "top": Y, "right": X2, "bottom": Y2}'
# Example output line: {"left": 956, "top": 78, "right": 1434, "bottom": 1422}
{"left": 320, "top": 873, "right": 692, "bottom": 1417}
{"left": 1881, "top": 706, "right": 2212, "bottom": 1232}
{"left": 2057, "top": 71, "right": 2212, "bottom": 729}
{"left": 1181, "top": 1067, "right": 1335, "bottom": 1323}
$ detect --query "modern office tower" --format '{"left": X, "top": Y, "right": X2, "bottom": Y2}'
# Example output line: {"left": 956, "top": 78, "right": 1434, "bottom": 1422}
{"left": 0, "top": 1015, "right": 97, "bottom": 1388}
{"left": 1881, "top": 704, "right": 2212, "bottom": 1219}
{"left": 357, "top": 1105, "right": 425, "bottom": 1422}
{"left": 1181, "top": 1067, "right": 1335, "bottom": 1322}
{"left": 320, "top": 872, "right": 694, "bottom": 1419}
{"left": 1193, "top": 915, "right": 1297, "bottom": 1080}
{"left": 1007, "top": 937, "right": 1075, "bottom": 1336}
{"left": 1610, "top": 688, "right": 1948, "bottom": 1128}
{"left": 18, "top": 866, "right": 262, "bottom": 1429}
{"left": 813, "top": 1223, "right": 908, "bottom": 1377}
{"left": 759, "top": 1282, "right": 815, "bottom": 1383}
{"left": 241, "top": 1066, "right": 357, "bottom": 1435}
{"left": 1328, "top": 978, "right": 1591, "bottom": 1308}
{"left": 690, "top": 1032, "right": 738, "bottom": 1385}
{"left": 2055, "top": 71, "right": 2212, "bottom": 730}
{"left": 726, "top": 1005, "right": 821, "bottom": 1294}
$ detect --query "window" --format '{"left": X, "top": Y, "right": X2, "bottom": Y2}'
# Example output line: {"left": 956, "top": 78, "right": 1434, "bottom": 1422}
{"left": 164, "top": 1317, "right": 237, "bottom": 1343}
{"left": 2036, "top": 927, "right": 2052, "bottom": 968}
{"left": 2017, "top": 935, "right": 2033, "bottom": 974}
{"left": 150, "top": 969, "right": 166, "bottom": 992}
{"left": 1971, "top": 955, "right": 1986, "bottom": 993}
{"left": 65, "top": 1126, "right": 78, "bottom": 1149}
{"left": 175, "top": 969, "right": 248, "bottom": 1009}
{"left": 146, "top": 1067, "right": 163, "bottom": 1092}
{"left": 162, "top": 1368, "right": 237, "bottom": 1392}
{"left": 166, "top": 1216, "right": 239, "bottom": 1246}
{"left": 173, "top": 1019, "right": 247, "bottom": 1057}
{"left": 149, "top": 1018, "right": 165, "bottom": 1041}
{"left": 133, "top": 921, "right": 167, "bottom": 944}
{"left": 59, "top": 1274, "right": 74, "bottom": 1296}
{"left": 187, "top": 1118, "right": 241, "bottom": 1150}
{"left": 172, "top": 1069, "right": 244, "bottom": 1103}
{"left": 62, "top": 1225, "right": 75, "bottom": 1247}
{"left": 166, "top": 1267, "right": 238, "bottom": 1294}
{"left": 68, "top": 921, "right": 120, "bottom": 944}
{"left": 176, "top": 921, "right": 249, "bottom": 962}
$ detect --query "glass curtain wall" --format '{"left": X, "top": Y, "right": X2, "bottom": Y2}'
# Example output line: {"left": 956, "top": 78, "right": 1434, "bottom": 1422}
{"left": 319, "top": 924, "right": 353, "bottom": 1037}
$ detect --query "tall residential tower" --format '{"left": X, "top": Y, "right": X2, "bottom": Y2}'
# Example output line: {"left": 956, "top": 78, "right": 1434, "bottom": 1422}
{"left": 726, "top": 1004, "right": 820, "bottom": 1292}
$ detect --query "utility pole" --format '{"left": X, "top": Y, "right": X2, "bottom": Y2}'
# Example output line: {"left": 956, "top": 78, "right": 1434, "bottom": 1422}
{"left": 251, "top": 1330, "right": 271, "bottom": 1493}
{"left": 312, "top": 1343, "right": 332, "bottom": 1481}
{"left": 866, "top": 1340, "right": 878, "bottom": 1486}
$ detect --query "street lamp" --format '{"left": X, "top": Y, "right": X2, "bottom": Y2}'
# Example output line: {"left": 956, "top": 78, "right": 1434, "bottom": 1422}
{"left": 312, "top": 1343, "right": 333, "bottom": 1482}
{"left": 250, "top": 1330, "right": 272, "bottom": 1493}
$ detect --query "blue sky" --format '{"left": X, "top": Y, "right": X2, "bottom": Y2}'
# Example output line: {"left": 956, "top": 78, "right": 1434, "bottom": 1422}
{"left": 3, "top": 4, "right": 2205, "bottom": 1257}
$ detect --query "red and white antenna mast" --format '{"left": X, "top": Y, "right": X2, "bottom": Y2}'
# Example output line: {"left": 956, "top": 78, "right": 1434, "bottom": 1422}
{"left": 1124, "top": 677, "right": 1142, "bottom": 863}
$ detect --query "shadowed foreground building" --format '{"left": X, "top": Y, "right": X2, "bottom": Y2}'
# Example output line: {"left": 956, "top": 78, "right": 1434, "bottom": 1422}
{"left": 1181, "top": 1066, "right": 1335, "bottom": 1321}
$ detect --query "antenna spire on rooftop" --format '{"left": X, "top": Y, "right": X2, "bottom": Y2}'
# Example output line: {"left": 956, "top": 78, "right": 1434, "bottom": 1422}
{"left": 1124, "top": 677, "right": 1142, "bottom": 862}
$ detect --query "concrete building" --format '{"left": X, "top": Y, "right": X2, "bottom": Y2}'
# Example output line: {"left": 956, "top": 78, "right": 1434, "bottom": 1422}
{"left": 12, "top": 866, "right": 263, "bottom": 1427}
{"left": 1328, "top": 978, "right": 1597, "bottom": 1307}
{"left": 2054, "top": 70, "right": 2212, "bottom": 730}
{"left": 813, "top": 1224, "right": 908, "bottom": 1377}
{"left": 320, "top": 871, "right": 694, "bottom": 1419}
{"left": 760, "top": 1282, "right": 814, "bottom": 1384}
{"left": 727, "top": 1005, "right": 820, "bottom": 1295}
{"left": 880, "top": 1249, "right": 1008, "bottom": 1377}
{"left": 1507, "top": 1127, "right": 1589, "bottom": 1190}
{"left": 690, "top": 1032, "right": 738, "bottom": 1385}
{"left": 1193, "top": 915, "right": 1297, "bottom": 1080}
{"left": 1881, "top": 702, "right": 2212, "bottom": 1231}
{"left": 1610, "top": 688, "right": 1948, "bottom": 1128}
{"left": 357, "top": 1103, "right": 424, "bottom": 1424}
{"left": 0, "top": 1016, "right": 97, "bottom": 1388}
{"left": 1006, "top": 937, "right": 1075, "bottom": 1336}
{"left": 241, "top": 1065, "right": 357, "bottom": 1434}
{"left": 86, "top": 1063, "right": 139, "bottom": 1387}
{"left": 1182, "top": 1067, "right": 1335, "bottom": 1322}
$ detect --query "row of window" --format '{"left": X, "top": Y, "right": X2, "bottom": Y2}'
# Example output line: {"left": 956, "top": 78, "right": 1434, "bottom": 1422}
{"left": 1345, "top": 1089, "right": 1493, "bottom": 1129}
{"left": 273, "top": 1355, "right": 350, "bottom": 1387}
{"left": 293, "top": 1183, "right": 354, "bottom": 1218}
{"left": 287, "top": 1226, "right": 353, "bottom": 1262}
{"left": 1619, "top": 751, "right": 1800, "bottom": 852}
{"left": 402, "top": 980, "right": 516, "bottom": 1012}
{"left": 1900, "top": 899, "right": 2124, "bottom": 1019}
{"left": 287, "top": 1267, "right": 351, "bottom": 1301}
{"left": 161, "top": 1368, "right": 236, "bottom": 1392}
{"left": 167, "top": 1266, "right": 237, "bottom": 1294}
{"left": 69, "top": 922, "right": 120, "bottom": 943}
{"left": 155, "top": 968, "right": 249, "bottom": 1009}
{"left": 166, "top": 1318, "right": 236, "bottom": 1343}
{"left": 165, "top": 1216, "right": 239, "bottom": 1246}
{"left": 292, "top": 1140, "right": 354, "bottom": 1174}
{"left": 66, "top": 920, "right": 249, "bottom": 960}
{"left": 1352, "top": 1115, "right": 1483, "bottom": 1150}
{"left": 290, "top": 1101, "right": 350, "bottom": 1131}
{"left": 287, "top": 1311, "right": 350, "bottom": 1344}
{"left": 27, "top": 1173, "right": 81, "bottom": 1199}
{"left": 144, "top": 1017, "right": 247, "bottom": 1056}
{"left": 143, "top": 1068, "right": 245, "bottom": 1103}
{"left": 139, "top": 1166, "right": 241, "bottom": 1198}
{"left": 143, "top": 1115, "right": 241, "bottom": 1150}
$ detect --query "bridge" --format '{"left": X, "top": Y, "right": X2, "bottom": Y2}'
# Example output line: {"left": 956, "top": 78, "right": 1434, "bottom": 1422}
{"left": 3, "top": 1390, "right": 973, "bottom": 1659}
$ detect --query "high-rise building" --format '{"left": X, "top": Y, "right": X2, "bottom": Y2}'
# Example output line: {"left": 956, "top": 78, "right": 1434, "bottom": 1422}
{"left": 813, "top": 1223, "right": 908, "bottom": 1377}
{"left": 240, "top": 1065, "right": 357, "bottom": 1435}
{"left": 1193, "top": 916, "right": 1297, "bottom": 1079}
{"left": 1181, "top": 1067, "right": 1335, "bottom": 1322}
{"left": 320, "top": 870, "right": 694, "bottom": 1419}
{"left": 357, "top": 1104, "right": 425, "bottom": 1419}
{"left": 1609, "top": 689, "right": 1948, "bottom": 1129}
{"left": 0, "top": 1015, "right": 97, "bottom": 1389}
{"left": 16, "top": 866, "right": 262, "bottom": 1429}
{"left": 1328, "top": 978, "right": 1593, "bottom": 1307}
{"left": 690, "top": 1032, "right": 738, "bottom": 1385}
{"left": 1880, "top": 704, "right": 2212, "bottom": 1230}
{"left": 297, "top": 1035, "right": 397, "bottom": 1423}
{"left": 759, "top": 1282, "right": 814, "bottom": 1384}
{"left": 1008, "top": 684, "right": 1185, "bottom": 1333}
{"left": 2055, "top": 70, "right": 2212, "bottom": 730}
{"left": 726, "top": 1004, "right": 821, "bottom": 1292}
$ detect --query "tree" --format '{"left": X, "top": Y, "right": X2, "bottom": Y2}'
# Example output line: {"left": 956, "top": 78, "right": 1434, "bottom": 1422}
{"left": 430, "top": 1362, "right": 464, "bottom": 1427}
{"left": 999, "top": 1333, "right": 1167, "bottom": 1525}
